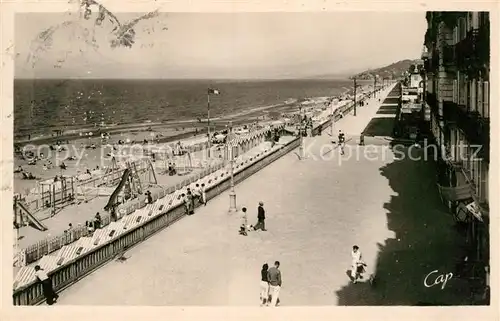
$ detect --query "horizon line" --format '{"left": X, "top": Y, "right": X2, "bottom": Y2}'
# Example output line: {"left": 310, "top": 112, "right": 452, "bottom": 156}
{"left": 13, "top": 77, "right": 354, "bottom": 81}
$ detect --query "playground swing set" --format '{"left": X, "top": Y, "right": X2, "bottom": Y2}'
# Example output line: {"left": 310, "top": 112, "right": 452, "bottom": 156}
{"left": 103, "top": 159, "right": 158, "bottom": 217}
{"left": 14, "top": 158, "right": 158, "bottom": 232}
{"left": 13, "top": 176, "right": 76, "bottom": 231}
{"left": 39, "top": 176, "right": 76, "bottom": 217}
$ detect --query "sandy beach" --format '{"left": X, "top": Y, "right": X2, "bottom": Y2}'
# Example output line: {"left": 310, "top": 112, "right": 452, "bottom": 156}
{"left": 13, "top": 87, "right": 370, "bottom": 196}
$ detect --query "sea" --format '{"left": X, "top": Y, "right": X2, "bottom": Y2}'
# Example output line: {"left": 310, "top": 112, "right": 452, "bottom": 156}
{"left": 14, "top": 78, "right": 360, "bottom": 138}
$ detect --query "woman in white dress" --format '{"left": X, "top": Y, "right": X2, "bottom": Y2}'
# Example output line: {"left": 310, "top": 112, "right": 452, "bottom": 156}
{"left": 351, "top": 245, "right": 366, "bottom": 284}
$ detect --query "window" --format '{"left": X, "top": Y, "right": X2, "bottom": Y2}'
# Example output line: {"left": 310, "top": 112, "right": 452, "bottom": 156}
{"left": 477, "top": 78, "right": 483, "bottom": 117}
{"left": 473, "top": 158, "right": 479, "bottom": 186}
{"left": 481, "top": 162, "right": 488, "bottom": 203}
{"left": 453, "top": 79, "right": 458, "bottom": 103}
{"left": 470, "top": 80, "right": 476, "bottom": 112}
{"left": 458, "top": 73, "right": 466, "bottom": 106}
{"left": 479, "top": 12, "right": 489, "bottom": 28}
{"left": 465, "top": 80, "right": 471, "bottom": 111}
{"left": 471, "top": 12, "right": 479, "bottom": 29}
{"left": 453, "top": 26, "right": 458, "bottom": 45}
{"left": 483, "top": 81, "right": 489, "bottom": 118}
{"left": 458, "top": 17, "right": 467, "bottom": 40}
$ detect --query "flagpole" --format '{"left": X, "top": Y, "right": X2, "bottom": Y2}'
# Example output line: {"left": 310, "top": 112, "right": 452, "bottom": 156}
{"left": 330, "top": 102, "right": 334, "bottom": 136}
{"left": 228, "top": 121, "right": 237, "bottom": 213}
{"left": 207, "top": 90, "right": 211, "bottom": 158}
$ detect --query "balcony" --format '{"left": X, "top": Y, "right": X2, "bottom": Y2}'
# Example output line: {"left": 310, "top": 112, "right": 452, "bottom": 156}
{"left": 442, "top": 45, "right": 456, "bottom": 69}
{"left": 442, "top": 102, "right": 490, "bottom": 161}
{"left": 442, "top": 101, "right": 457, "bottom": 123}
{"left": 425, "top": 92, "right": 438, "bottom": 113}
{"left": 455, "top": 25, "right": 490, "bottom": 75}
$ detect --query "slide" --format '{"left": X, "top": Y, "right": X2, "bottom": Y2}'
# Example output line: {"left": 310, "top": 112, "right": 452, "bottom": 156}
{"left": 17, "top": 202, "right": 48, "bottom": 231}
{"left": 104, "top": 168, "right": 131, "bottom": 211}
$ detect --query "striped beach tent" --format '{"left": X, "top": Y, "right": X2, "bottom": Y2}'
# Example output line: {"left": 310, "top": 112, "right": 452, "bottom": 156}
{"left": 73, "top": 237, "right": 94, "bottom": 256}
{"left": 57, "top": 245, "right": 81, "bottom": 264}
{"left": 13, "top": 266, "right": 36, "bottom": 290}
{"left": 38, "top": 255, "right": 60, "bottom": 272}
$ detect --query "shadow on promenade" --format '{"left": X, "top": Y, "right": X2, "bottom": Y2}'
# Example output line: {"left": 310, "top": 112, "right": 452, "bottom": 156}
{"left": 334, "top": 89, "right": 475, "bottom": 305}
{"left": 362, "top": 87, "right": 400, "bottom": 137}
{"left": 334, "top": 142, "right": 473, "bottom": 305}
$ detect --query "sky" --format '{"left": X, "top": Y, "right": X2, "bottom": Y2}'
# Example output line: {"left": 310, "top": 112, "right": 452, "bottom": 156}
{"left": 15, "top": 12, "right": 427, "bottom": 79}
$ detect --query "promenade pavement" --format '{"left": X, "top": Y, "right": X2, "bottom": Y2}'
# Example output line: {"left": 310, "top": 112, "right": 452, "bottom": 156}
{"left": 54, "top": 84, "right": 456, "bottom": 306}
{"left": 54, "top": 83, "right": 471, "bottom": 306}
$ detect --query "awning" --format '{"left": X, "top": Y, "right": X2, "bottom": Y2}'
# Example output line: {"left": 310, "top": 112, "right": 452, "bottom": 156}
{"left": 466, "top": 201, "right": 483, "bottom": 222}
{"left": 437, "top": 184, "right": 473, "bottom": 202}
{"left": 456, "top": 202, "right": 470, "bottom": 222}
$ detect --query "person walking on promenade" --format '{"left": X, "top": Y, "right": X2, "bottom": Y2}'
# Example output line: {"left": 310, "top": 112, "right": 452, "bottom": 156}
{"left": 260, "top": 263, "right": 270, "bottom": 306}
{"left": 253, "top": 201, "right": 267, "bottom": 231}
{"left": 267, "top": 261, "right": 282, "bottom": 307}
{"left": 338, "top": 130, "right": 345, "bottom": 155}
{"left": 34, "top": 265, "right": 59, "bottom": 305}
{"left": 182, "top": 193, "right": 190, "bottom": 215}
{"left": 194, "top": 184, "right": 201, "bottom": 204}
{"left": 351, "top": 245, "right": 367, "bottom": 284}
{"left": 239, "top": 207, "right": 248, "bottom": 236}
{"left": 187, "top": 189, "right": 194, "bottom": 214}
{"left": 201, "top": 183, "right": 207, "bottom": 206}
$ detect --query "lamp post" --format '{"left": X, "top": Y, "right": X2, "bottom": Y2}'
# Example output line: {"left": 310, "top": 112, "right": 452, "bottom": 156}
{"left": 353, "top": 77, "right": 357, "bottom": 116}
{"left": 207, "top": 92, "right": 212, "bottom": 158}
{"left": 330, "top": 100, "right": 335, "bottom": 136}
{"left": 228, "top": 121, "right": 237, "bottom": 212}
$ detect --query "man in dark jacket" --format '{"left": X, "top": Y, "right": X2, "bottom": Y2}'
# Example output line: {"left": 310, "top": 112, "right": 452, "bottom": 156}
{"left": 34, "top": 265, "right": 59, "bottom": 305}
{"left": 254, "top": 201, "right": 267, "bottom": 231}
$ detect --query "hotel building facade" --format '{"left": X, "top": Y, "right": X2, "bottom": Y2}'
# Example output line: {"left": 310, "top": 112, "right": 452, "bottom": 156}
{"left": 421, "top": 11, "right": 490, "bottom": 297}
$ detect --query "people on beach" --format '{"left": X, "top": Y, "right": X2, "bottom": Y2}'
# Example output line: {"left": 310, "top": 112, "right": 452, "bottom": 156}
{"left": 254, "top": 201, "right": 267, "bottom": 231}
{"left": 145, "top": 190, "right": 153, "bottom": 204}
{"left": 267, "top": 261, "right": 282, "bottom": 307}
{"left": 94, "top": 212, "right": 102, "bottom": 229}
{"left": 34, "top": 265, "right": 59, "bottom": 305}
{"left": 86, "top": 220, "right": 95, "bottom": 234}
{"left": 168, "top": 162, "right": 177, "bottom": 176}
{"left": 260, "top": 263, "right": 270, "bottom": 306}
{"left": 110, "top": 207, "right": 117, "bottom": 222}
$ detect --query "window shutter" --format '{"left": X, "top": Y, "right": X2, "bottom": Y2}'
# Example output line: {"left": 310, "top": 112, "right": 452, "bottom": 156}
{"left": 471, "top": 80, "right": 477, "bottom": 112}
{"left": 453, "top": 79, "right": 458, "bottom": 103}
{"left": 471, "top": 12, "right": 479, "bottom": 29}
{"left": 477, "top": 78, "right": 483, "bottom": 117}
{"left": 459, "top": 18, "right": 467, "bottom": 40}
{"left": 483, "top": 81, "right": 489, "bottom": 118}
